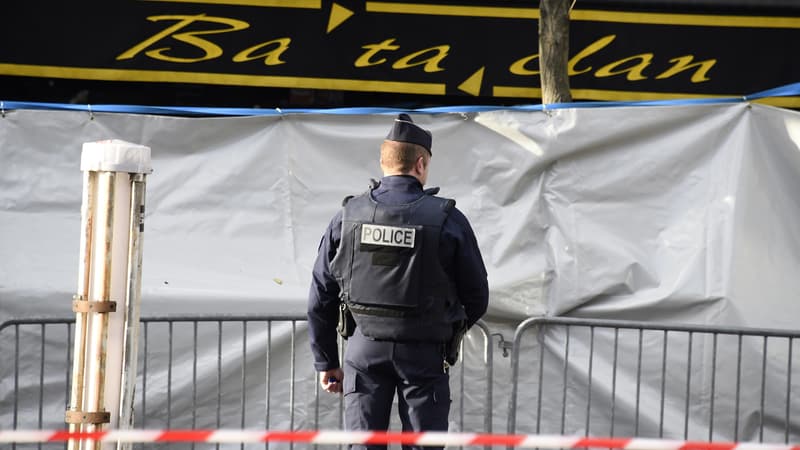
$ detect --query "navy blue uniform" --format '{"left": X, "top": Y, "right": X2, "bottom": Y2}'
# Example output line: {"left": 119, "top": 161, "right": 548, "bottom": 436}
{"left": 307, "top": 175, "right": 489, "bottom": 449}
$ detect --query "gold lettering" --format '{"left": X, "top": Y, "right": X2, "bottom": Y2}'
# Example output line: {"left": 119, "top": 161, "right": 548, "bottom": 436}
{"left": 117, "top": 14, "right": 249, "bottom": 63}
{"left": 568, "top": 34, "right": 616, "bottom": 76}
{"left": 392, "top": 45, "right": 449, "bottom": 72}
{"left": 355, "top": 38, "right": 401, "bottom": 67}
{"left": 233, "top": 38, "right": 291, "bottom": 65}
{"left": 595, "top": 54, "right": 653, "bottom": 80}
{"left": 656, "top": 55, "right": 715, "bottom": 83}
{"left": 508, "top": 33, "right": 715, "bottom": 84}
{"left": 509, "top": 54, "right": 540, "bottom": 76}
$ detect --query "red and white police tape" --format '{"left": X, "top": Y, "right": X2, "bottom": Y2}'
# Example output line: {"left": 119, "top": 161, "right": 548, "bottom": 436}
{"left": 0, "top": 430, "right": 798, "bottom": 449}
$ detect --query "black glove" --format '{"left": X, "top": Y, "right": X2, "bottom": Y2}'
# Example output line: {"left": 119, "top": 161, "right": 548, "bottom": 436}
{"left": 445, "top": 320, "right": 467, "bottom": 366}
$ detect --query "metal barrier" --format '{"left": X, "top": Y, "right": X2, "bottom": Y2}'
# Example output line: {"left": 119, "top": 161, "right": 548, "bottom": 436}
{"left": 5, "top": 314, "right": 800, "bottom": 448}
{"left": 0, "top": 315, "right": 494, "bottom": 449}
{"left": 508, "top": 317, "right": 800, "bottom": 443}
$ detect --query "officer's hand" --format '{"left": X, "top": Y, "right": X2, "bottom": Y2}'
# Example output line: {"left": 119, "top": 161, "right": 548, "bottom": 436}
{"left": 320, "top": 368, "right": 344, "bottom": 394}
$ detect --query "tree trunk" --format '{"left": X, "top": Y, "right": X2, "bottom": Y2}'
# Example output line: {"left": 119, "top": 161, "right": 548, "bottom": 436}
{"left": 539, "top": 0, "right": 572, "bottom": 104}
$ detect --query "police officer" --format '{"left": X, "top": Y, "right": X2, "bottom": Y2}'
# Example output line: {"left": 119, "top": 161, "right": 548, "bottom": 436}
{"left": 307, "top": 113, "right": 489, "bottom": 450}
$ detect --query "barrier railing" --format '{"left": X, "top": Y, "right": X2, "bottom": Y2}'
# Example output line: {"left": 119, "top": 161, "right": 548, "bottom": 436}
{"left": 4, "top": 314, "right": 800, "bottom": 449}
{"left": 0, "top": 315, "right": 494, "bottom": 449}
{"left": 508, "top": 317, "right": 800, "bottom": 444}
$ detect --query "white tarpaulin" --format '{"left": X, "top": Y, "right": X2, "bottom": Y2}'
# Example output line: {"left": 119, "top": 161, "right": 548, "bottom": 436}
{"left": 2, "top": 102, "right": 800, "bottom": 439}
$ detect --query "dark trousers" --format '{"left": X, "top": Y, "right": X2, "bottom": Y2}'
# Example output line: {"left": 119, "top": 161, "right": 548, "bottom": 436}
{"left": 343, "top": 328, "right": 450, "bottom": 450}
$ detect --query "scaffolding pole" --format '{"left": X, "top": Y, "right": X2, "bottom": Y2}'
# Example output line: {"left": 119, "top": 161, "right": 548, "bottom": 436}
{"left": 117, "top": 173, "right": 147, "bottom": 450}
{"left": 66, "top": 140, "right": 152, "bottom": 450}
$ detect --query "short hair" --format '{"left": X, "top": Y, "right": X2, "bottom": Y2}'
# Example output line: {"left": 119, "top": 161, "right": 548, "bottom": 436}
{"left": 380, "top": 140, "right": 428, "bottom": 173}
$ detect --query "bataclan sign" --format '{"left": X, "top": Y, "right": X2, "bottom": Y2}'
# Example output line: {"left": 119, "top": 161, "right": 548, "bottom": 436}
{"left": 1, "top": 0, "right": 798, "bottom": 106}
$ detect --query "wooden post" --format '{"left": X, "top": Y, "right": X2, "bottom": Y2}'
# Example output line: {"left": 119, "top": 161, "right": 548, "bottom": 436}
{"left": 67, "top": 171, "right": 96, "bottom": 450}
{"left": 67, "top": 140, "right": 152, "bottom": 450}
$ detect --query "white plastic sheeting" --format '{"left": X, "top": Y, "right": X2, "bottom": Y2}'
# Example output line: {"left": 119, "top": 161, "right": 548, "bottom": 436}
{"left": 2, "top": 102, "right": 800, "bottom": 438}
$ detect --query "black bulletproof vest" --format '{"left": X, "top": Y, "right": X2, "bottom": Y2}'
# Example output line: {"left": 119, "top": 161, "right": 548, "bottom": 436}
{"left": 330, "top": 188, "right": 460, "bottom": 342}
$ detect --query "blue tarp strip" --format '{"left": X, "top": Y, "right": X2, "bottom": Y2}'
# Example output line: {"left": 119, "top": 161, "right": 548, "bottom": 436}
{"left": 1, "top": 82, "right": 798, "bottom": 117}
{"left": 744, "top": 81, "right": 800, "bottom": 100}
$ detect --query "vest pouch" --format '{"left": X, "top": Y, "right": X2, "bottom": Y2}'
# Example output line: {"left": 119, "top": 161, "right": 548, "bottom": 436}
{"left": 337, "top": 302, "right": 356, "bottom": 339}
{"left": 349, "top": 223, "right": 424, "bottom": 313}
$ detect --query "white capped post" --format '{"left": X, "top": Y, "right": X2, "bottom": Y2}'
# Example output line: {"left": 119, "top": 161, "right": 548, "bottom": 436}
{"left": 67, "top": 140, "right": 152, "bottom": 450}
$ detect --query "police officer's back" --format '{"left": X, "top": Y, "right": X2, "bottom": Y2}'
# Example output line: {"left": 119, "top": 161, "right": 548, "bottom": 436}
{"left": 307, "top": 114, "right": 489, "bottom": 450}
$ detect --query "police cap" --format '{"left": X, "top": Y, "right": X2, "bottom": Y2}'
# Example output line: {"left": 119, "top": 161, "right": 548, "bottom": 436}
{"left": 385, "top": 113, "right": 432, "bottom": 155}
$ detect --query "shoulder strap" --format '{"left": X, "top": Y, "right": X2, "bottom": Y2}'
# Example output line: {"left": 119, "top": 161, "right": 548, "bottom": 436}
{"left": 423, "top": 187, "right": 456, "bottom": 213}
{"left": 343, "top": 178, "right": 382, "bottom": 206}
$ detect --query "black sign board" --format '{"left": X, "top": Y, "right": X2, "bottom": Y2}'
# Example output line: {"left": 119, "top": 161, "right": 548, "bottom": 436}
{"left": 1, "top": 0, "right": 798, "bottom": 107}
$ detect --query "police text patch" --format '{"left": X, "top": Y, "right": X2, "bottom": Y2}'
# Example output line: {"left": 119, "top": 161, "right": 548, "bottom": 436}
{"left": 361, "top": 224, "right": 415, "bottom": 248}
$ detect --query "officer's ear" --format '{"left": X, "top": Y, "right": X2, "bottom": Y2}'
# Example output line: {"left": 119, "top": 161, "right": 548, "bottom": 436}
{"left": 416, "top": 152, "right": 429, "bottom": 172}
{"left": 411, "top": 155, "right": 424, "bottom": 177}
